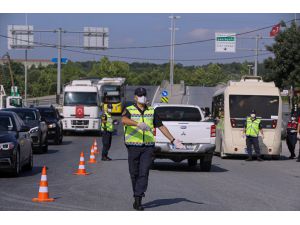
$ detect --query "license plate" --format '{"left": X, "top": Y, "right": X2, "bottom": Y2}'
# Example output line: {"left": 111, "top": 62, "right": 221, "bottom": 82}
{"left": 185, "top": 145, "right": 195, "bottom": 150}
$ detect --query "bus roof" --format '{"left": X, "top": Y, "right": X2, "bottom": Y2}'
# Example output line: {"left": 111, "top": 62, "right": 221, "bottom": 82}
{"left": 98, "top": 77, "right": 126, "bottom": 86}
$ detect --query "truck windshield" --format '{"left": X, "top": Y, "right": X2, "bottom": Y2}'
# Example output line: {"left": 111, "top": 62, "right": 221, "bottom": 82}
{"left": 64, "top": 92, "right": 98, "bottom": 106}
{"left": 229, "top": 95, "right": 279, "bottom": 119}
{"left": 0, "top": 116, "right": 14, "bottom": 131}
{"left": 155, "top": 107, "right": 202, "bottom": 122}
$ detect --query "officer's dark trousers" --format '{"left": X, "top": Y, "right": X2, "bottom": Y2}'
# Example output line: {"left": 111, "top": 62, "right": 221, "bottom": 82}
{"left": 102, "top": 131, "right": 112, "bottom": 156}
{"left": 286, "top": 133, "right": 297, "bottom": 156}
{"left": 127, "top": 146, "right": 154, "bottom": 197}
{"left": 246, "top": 136, "right": 261, "bottom": 157}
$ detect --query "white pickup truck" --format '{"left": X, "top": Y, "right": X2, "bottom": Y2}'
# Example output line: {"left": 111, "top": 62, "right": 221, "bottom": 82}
{"left": 153, "top": 104, "right": 216, "bottom": 171}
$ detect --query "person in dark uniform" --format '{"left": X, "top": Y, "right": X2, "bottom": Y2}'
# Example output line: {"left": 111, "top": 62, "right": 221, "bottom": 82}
{"left": 101, "top": 103, "right": 114, "bottom": 161}
{"left": 297, "top": 115, "right": 300, "bottom": 162}
{"left": 121, "top": 87, "right": 184, "bottom": 211}
{"left": 243, "top": 109, "right": 264, "bottom": 161}
{"left": 286, "top": 114, "right": 298, "bottom": 159}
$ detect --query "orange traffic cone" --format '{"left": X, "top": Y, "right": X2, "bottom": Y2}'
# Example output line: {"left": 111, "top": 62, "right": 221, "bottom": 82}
{"left": 74, "top": 152, "right": 90, "bottom": 175}
{"left": 32, "top": 166, "right": 54, "bottom": 202}
{"left": 88, "top": 148, "right": 97, "bottom": 164}
{"left": 93, "top": 139, "right": 100, "bottom": 154}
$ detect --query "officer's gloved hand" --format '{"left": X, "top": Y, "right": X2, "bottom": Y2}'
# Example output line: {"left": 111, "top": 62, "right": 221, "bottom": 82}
{"left": 137, "top": 122, "right": 150, "bottom": 131}
{"left": 174, "top": 139, "right": 185, "bottom": 149}
{"left": 297, "top": 134, "right": 300, "bottom": 140}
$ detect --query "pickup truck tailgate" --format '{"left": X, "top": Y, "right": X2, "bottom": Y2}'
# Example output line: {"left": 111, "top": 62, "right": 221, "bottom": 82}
{"left": 156, "top": 121, "right": 213, "bottom": 144}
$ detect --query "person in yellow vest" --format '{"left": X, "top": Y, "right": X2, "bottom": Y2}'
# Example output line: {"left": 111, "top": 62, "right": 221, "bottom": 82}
{"left": 243, "top": 109, "right": 264, "bottom": 161}
{"left": 101, "top": 103, "right": 114, "bottom": 161}
{"left": 122, "top": 87, "right": 184, "bottom": 211}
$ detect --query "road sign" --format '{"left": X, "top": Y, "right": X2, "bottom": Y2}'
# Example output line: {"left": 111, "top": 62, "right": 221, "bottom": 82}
{"left": 161, "top": 90, "right": 168, "bottom": 97}
{"left": 51, "top": 58, "right": 68, "bottom": 64}
{"left": 215, "top": 33, "right": 236, "bottom": 53}
{"left": 160, "top": 96, "right": 169, "bottom": 103}
{"left": 8, "top": 25, "right": 34, "bottom": 50}
{"left": 83, "top": 27, "right": 109, "bottom": 50}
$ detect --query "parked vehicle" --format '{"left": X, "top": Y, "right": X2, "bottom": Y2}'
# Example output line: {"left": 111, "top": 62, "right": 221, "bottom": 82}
{"left": 2, "top": 108, "right": 48, "bottom": 153}
{"left": 0, "top": 111, "right": 33, "bottom": 176}
{"left": 36, "top": 106, "right": 64, "bottom": 144}
{"left": 153, "top": 104, "right": 216, "bottom": 171}
{"left": 62, "top": 80, "right": 101, "bottom": 133}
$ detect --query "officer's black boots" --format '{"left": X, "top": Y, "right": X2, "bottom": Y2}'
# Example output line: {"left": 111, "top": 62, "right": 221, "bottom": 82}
{"left": 256, "top": 156, "right": 264, "bottom": 161}
{"left": 245, "top": 156, "right": 253, "bottom": 161}
{"left": 133, "top": 197, "right": 144, "bottom": 211}
{"left": 101, "top": 155, "right": 112, "bottom": 161}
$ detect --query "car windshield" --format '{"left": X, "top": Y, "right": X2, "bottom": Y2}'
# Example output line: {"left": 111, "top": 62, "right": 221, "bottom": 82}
{"left": 0, "top": 116, "right": 14, "bottom": 131}
{"left": 14, "top": 110, "right": 37, "bottom": 121}
{"left": 38, "top": 108, "right": 56, "bottom": 119}
{"left": 155, "top": 107, "right": 202, "bottom": 122}
{"left": 64, "top": 92, "right": 98, "bottom": 106}
{"left": 229, "top": 95, "right": 279, "bottom": 119}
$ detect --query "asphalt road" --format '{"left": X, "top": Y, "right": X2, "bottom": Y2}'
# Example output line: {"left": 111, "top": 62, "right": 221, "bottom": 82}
{"left": 0, "top": 86, "right": 299, "bottom": 211}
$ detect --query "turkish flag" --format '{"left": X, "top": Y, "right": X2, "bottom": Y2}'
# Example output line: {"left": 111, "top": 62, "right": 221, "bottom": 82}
{"left": 75, "top": 105, "right": 84, "bottom": 118}
{"left": 270, "top": 24, "right": 280, "bottom": 37}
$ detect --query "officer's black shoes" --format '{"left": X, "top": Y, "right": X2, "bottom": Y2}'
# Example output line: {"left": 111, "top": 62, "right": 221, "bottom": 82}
{"left": 101, "top": 156, "right": 112, "bottom": 161}
{"left": 133, "top": 197, "right": 144, "bottom": 211}
{"left": 257, "top": 157, "right": 264, "bottom": 161}
{"left": 245, "top": 157, "right": 253, "bottom": 161}
{"left": 289, "top": 155, "right": 296, "bottom": 159}
{"left": 296, "top": 158, "right": 300, "bottom": 162}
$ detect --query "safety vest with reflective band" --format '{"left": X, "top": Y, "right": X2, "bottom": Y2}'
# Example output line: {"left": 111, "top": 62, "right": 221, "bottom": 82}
{"left": 101, "top": 112, "right": 114, "bottom": 132}
{"left": 124, "top": 105, "right": 155, "bottom": 146}
{"left": 245, "top": 117, "right": 261, "bottom": 137}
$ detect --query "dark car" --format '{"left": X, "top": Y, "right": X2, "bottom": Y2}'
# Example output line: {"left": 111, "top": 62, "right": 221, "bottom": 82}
{"left": 36, "top": 106, "right": 63, "bottom": 144}
{"left": 0, "top": 111, "right": 33, "bottom": 176}
{"left": 2, "top": 108, "right": 48, "bottom": 153}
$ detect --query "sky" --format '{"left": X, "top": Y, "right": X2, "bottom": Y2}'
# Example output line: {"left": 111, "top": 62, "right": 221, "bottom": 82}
{"left": 0, "top": 13, "right": 298, "bottom": 65}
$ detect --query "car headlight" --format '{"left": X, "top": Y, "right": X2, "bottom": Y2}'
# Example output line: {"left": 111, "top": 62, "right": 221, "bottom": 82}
{"left": 29, "top": 126, "right": 39, "bottom": 134}
{"left": 48, "top": 123, "right": 57, "bottom": 128}
{"left": 0, "top": 142, "right": 15, "bottom": 150}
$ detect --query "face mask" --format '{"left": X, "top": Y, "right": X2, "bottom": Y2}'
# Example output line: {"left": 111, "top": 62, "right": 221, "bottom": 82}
{"left": 250, "top": 114, "right": 256, "bottom": 118}
{"left": 291, "top": 117, "right": 295, "bottom": 121}
{"left": 137, "top": 96, "right": 147, "bottom": 104}
{"left": 108, "top": 109, "right": 112, "bottom": 113}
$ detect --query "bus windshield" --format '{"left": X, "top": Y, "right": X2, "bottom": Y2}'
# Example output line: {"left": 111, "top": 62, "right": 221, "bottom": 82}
{"left": 103, "top": 96, "right": 121, "bottom": 103}
{"left": 64, "top": 92, "right": 98, "bottom": 106}
{"left": 229, "top": 95, "right": 279, "bottom": 119}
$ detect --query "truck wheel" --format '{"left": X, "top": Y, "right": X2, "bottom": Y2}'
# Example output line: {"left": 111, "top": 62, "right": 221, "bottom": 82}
{"left": 188, "top": 159, "right": 197, "bottom": 167}
{"left": 200, "top": 157, "right": 212, "bottom": 172}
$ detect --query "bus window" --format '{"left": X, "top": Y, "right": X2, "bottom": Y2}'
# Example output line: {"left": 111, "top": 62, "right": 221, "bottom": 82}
{"left": 229, "top": 95, "right": 279, "bottom": 119}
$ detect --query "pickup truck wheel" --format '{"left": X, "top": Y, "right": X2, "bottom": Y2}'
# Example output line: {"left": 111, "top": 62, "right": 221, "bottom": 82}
{"left": 200, "top": 157, "right": 212, "bottom": 172}
{"left": 188, "top": 159, "right": 197, "bottom": 167}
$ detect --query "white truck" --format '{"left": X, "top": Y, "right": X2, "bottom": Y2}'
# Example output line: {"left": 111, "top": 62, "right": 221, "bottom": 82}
{"left": 153, "top": 104, "right": 216, "bottom": 171}
{"left": 0, "top": 85, "right": 23, "bottom": 109}
{"left": 62, "top": 80, "right": 101, "bottom": 133}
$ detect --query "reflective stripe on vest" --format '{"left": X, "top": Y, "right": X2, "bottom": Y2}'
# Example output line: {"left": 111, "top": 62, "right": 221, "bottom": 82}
{"left": 245, "top": 117, "right": 261, "bottom": 137}
{"left": 124, "top": 105, "right": 155, "bottom": 146}
{"left": 101, "top": 112, "right": 114, "bottom": 132}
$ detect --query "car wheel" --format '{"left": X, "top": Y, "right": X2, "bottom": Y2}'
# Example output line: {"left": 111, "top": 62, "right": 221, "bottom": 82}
{"left": 200, "top": 157, "right": 212, "bottom": 172}
{"left": 11, "top": 150, "right": 21, "bottom": 177}
{"left": 43, "top": 137, "right": 48, "bottom": 153}
{"left": 54, "top": 135, "right": 60, "bottom": 145}
{"left": 59, "top": 132, "right": 63, "bottom": 144}
{"left": 24, "top": 148, "right": 33, "bottom": 171}
{"left": 188, "top": 159, "right": 197, "bottom": 167}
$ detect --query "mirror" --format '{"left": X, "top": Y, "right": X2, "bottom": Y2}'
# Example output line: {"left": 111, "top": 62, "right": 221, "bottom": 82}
{"left": 20, "top": 125, "right": 30, "bottom": 132}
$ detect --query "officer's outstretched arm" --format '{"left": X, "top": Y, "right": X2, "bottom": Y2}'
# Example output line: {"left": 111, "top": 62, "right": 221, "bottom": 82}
{"left": 158, "top": 125, "right": 175, "bottom": 142}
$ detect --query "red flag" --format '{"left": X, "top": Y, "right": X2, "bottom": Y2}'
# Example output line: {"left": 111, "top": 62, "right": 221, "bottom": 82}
{"left": 75, "top": 105, "right": 84, "bottom": 118}
{"left": 270, "top": 24, "right": 280, "bottom": 37}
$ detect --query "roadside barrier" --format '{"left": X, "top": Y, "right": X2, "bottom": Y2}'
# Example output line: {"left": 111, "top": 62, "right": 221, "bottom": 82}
{"left": 74, "top": 152, "right": 91, "bottom": 175}
{"left": 32, "top": 166, "right": 55, "bottom": 202}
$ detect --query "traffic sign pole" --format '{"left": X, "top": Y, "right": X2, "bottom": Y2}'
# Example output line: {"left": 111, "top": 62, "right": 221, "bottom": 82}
{"left": 56, "top": 28, "right": 62, "bottom": 105}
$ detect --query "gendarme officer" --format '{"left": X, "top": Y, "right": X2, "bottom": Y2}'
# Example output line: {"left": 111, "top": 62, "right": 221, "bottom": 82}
{"left": 122, "top": 87, "right": 184, "bottom": 210}
{"left": 101, "top": 103, "right": 114, "bottom": 161}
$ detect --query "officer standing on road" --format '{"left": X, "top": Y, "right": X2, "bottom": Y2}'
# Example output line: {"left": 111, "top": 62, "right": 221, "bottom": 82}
{"left": 243, "top": 109, "right": 264, "bottom": 161}
{"left": 297, "top": 115, "right": 300, "bottom": 162}
{"left": 122, "top": 87, "right": 184, "bottom": 211}
{"left": 286, "top": 114, "right": 298, "bottom": 159}
{"left": 101, "top": 103, "right": 114, "bottom": 161}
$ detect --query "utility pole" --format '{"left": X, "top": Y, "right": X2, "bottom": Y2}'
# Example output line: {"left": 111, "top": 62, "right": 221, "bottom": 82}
{"left": 169, "top": 15, "right": 180, "bottom": 96}
{"left": 254, "top": 35, "right": 261, "bottom": 76}
{"left": 24, "top": 14, "right": 28, "bottom": 106}
{"left": 56, "top": 28, "right": 62, "bottom": 105}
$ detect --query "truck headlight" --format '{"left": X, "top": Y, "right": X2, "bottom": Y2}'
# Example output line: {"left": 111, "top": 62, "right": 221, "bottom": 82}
{"left": 48, "top": 123, "right": 57, "bottom": 128}
{"left": 29, "top": 126, "right": 39, "bottom": 134}
{"left": 0, "top": 142, "right": 15, "bottom": 150}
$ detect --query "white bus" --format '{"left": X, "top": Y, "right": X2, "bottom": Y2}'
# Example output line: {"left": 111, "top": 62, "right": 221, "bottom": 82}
{"left": 212, "top": 76, "right": 282, "bottom": 159}
{"left": 97, "top": 77, "right": 126, "bottom": 114}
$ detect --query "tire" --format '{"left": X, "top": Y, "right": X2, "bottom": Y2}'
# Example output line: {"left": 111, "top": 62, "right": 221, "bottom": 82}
{"left": 188, "top": 159, "right": 197, "bottom": 167}
{"left": 24, "top": 148, "right": 33, "bottom": 171}
{"left": 200, "top": 157, "right": 212, "bottom": 172}
{"left": 11, "top": 149, "right": 21, "bottom": 177}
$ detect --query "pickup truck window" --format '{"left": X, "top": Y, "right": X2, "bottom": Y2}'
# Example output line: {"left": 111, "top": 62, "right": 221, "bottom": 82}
{"left": 155, "top": 107, "right": 202, "bottom": 122}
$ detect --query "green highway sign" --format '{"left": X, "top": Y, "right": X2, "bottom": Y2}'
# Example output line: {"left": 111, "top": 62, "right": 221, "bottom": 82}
{"left": 215, "top": 33, "right": 236, "bottom": 53}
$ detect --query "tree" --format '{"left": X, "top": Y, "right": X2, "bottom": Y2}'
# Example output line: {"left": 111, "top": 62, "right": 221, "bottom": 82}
{"left": 264, "top": 21, "right": 300, "bottom": 88}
